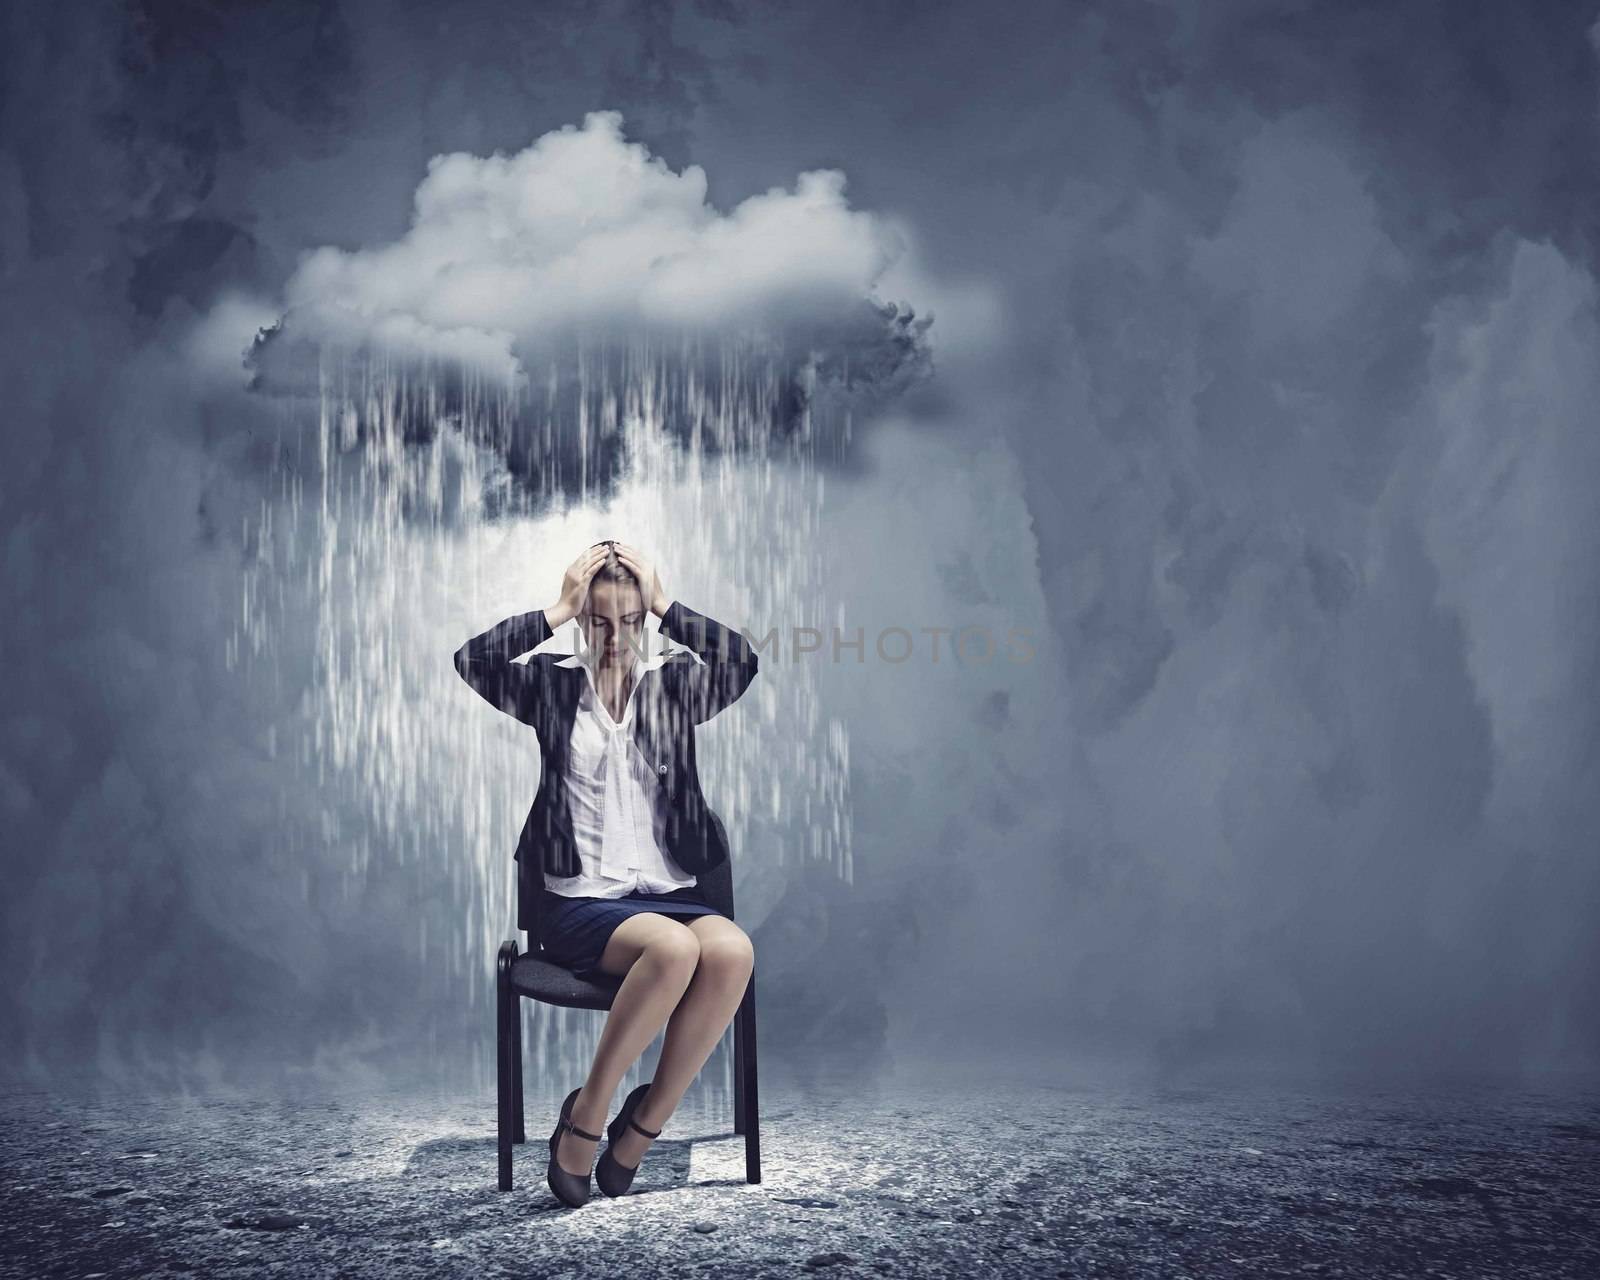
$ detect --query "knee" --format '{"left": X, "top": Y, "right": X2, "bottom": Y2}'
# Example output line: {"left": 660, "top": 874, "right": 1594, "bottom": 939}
{"left": 698, "top": 929, "right": 755, "bottom": 981}
{"left": 645, "top": 926, "right": 702, "bottom": 977}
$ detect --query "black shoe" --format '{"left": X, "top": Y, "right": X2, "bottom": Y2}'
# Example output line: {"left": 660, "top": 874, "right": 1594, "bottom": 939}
{"left": 547, "top": 1087, "right": 602, "bottom": 1208}
{"left": 596, "top": 1080, "right": 663, "bottom": 1198}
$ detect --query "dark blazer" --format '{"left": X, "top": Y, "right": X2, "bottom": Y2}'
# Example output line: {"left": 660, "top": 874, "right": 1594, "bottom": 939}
{"left": 453, "top": 599, "right": 759, "bottom": 930}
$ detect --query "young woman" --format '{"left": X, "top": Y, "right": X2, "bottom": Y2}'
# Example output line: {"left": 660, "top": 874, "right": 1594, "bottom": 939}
{"left": 453, "top": 541, "right": 759, "bottom": 1207}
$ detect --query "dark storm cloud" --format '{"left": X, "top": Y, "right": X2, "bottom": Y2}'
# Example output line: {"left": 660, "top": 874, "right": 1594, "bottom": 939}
{"left": 240, "top": 110, "right": 933, "bottom": 502}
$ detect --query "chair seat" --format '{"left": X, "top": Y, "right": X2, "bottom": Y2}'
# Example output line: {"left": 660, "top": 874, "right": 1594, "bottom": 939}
{"left": 509, "top": 952, "right": 623, "bottom": 1009}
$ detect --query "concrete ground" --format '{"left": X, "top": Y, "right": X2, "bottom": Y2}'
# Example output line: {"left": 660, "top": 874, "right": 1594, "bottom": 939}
{"left": 2, "top": 1062, "right": 1597, "bottom": 1278}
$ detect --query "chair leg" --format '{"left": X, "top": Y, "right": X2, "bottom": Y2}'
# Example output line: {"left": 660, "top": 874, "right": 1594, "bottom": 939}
{"left": 496, "top": 940, "right": 518, "bottom": 1192}
{"left": 736, "top": 968, "right": 761, "bottom": 1184}
{"left": 512, "top": 994, "right": 526, "bottom": 1144}
{"left": 733, "top": 994, "right": 746, "bottom": 1135}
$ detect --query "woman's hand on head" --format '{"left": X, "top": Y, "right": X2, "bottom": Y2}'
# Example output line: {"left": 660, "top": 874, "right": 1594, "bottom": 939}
{"left": 546, "top": 544, "right": 610, "bottom": 629}
{"left": 612, "top": 543, "right": 670, "bottom": 618}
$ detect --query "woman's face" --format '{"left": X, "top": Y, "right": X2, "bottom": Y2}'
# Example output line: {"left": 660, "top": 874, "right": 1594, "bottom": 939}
{"left": 580, "top": 579, "right": 647, "bottom": 667}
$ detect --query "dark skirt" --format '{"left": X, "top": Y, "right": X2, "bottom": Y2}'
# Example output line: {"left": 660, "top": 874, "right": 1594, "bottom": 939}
{"left": 538, "top": 885, "right": 726, "bottom": 977}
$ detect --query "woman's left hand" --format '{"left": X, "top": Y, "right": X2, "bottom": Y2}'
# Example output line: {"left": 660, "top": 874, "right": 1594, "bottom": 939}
{"left": 612, "top": 542, "right": 670, "bottom": 618}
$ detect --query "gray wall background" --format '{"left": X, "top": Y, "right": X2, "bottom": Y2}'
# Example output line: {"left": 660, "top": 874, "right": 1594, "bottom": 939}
{"left": 4, "top": 0, "right": 1599, "bottom": 1092}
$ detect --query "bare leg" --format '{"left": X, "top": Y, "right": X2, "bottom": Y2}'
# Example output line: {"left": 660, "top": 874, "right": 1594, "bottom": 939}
{"left": 553, "top": 915, "right": 700, "bottom": 1178}
{"left": 606, "top": 915, "right": 754, "bottom": 1170}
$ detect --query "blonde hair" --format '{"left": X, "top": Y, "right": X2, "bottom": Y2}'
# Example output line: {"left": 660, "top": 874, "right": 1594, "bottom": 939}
{"left": 588, "top": 540, "right": 643, "bottom": 597}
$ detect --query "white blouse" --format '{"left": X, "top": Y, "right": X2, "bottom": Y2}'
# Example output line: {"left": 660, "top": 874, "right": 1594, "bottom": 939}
{"left": 543, "top": 640, "right": 698, "bottom": 900}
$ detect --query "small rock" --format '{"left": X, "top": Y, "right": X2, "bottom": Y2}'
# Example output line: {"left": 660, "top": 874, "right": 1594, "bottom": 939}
{"left": 91, "top": 1186, "right": 133, "bottom": 1199}
{"left": 776, "top": 1197, "right": 839, "bottom": 1209}
{"left": 690, "top": 1221, "right": 718, "bottom": 1233}
{"left": 805, "top": 1253, "right": 855, "bottom": 1269}
{"left": 224, "top": 1212, "right": 309, "bottom": 1231}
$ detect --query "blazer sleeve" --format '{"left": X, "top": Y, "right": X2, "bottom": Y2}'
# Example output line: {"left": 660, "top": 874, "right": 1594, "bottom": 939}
{"left": 452, "top": 608, "right": 556, "bottom": 726}
{"left": 659, "top": 599, "right": 759, "bottom": 725}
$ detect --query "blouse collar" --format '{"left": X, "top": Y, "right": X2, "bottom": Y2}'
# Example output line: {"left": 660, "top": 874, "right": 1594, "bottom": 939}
{"left": 555, "top": 628, "right": 671, "bottom": 726}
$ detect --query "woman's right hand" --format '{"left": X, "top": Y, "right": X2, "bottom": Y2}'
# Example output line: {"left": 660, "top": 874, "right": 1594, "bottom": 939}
{"left": 546, "top": 544, "right": 611, "bottom": 629}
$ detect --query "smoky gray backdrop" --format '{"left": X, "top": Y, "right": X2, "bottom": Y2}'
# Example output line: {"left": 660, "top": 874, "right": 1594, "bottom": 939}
{"left": 4, "top": 0, "right": 1598, "bottom": 1095}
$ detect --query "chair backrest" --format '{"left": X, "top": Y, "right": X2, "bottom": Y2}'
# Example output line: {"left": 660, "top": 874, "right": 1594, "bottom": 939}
{"left": 691, "top": 855, "right": 735, "bottom": 917}
{"left": 520, "top": 853, "right": 738, "bottom": 954}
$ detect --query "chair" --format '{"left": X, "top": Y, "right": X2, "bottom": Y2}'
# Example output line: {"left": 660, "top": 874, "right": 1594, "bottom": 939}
{"left": 495, "top": 853, "right": 762, "bottom": 1191}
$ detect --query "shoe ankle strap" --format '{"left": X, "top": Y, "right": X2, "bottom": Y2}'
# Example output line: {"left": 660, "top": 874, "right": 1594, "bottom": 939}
{"left": 561, "top": 1116, "right": 603, "bottom": 1143}
{"left": 627, "top": 1116, "right": 662, "bottom": 1139}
